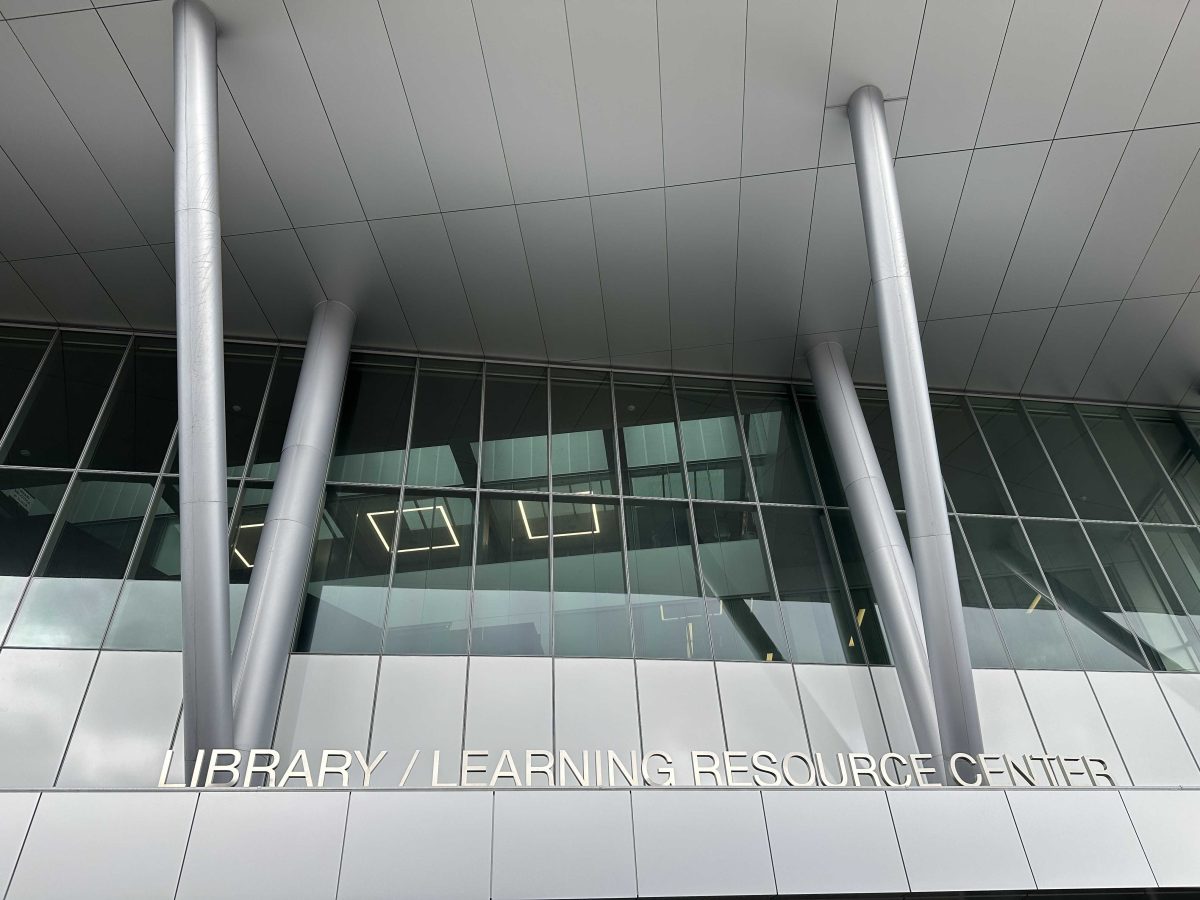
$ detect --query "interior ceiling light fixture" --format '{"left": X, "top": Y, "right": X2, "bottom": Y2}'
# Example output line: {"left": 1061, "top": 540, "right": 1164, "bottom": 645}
{"left": 517, "top": 491, "right": 601, "bottom": 540}
{"left": 366, "top": 505, "right": 460, "bottom": 553}
{"left": 233, "top": 522, "right": 263, "bottom": 568}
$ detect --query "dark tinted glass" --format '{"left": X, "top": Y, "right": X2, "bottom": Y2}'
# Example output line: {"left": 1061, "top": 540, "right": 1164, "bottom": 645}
{"left": 858, "top": 391, "right": 904, "bottom": 506}
{"left": 1135, "top": 411, "right": 1200, "bottom": 523}
{"left": 1026, "top": 402, "right": 1132, "bottom": 521}
{"left": 971, "top": 399, "right": 1073, "bottom": 518}
{"left": 247, "top": 351, "right": 302, "bottom": 479}
{"left": 1145, "top": 527, "right": 1200, "bottom": 636}
{"left": 480, "top": 366, "right": 548, "bottom": 491}
{"left": 550, "top": 370, "right": 616, "bottom": 495}
{"left": 406, "top": 362, "right": 482, "bottom": 489}
{"left": 551, "top": 498, "right": 629, "bottom": 657}
{"left": 736, "top": 384, "right": 818, "bottom": 505}
{"left": 327, "top": 356, "right": 415, "bottom": 485}
{"left": 0, "top": 469, "right": 69, "bottom": 575}
{"left": 0, "top": 327, "right": 52, "bottom": 436}
{"left": 472, "top": 494, "right": 550, "bottom": 655}
{"left": 795, "top": 393, "right": 845, "bottom": 506}
{"left": 1083, "top": 406, "right": 1190, "bottom": 524}
{"left": 950, "top": 519, "right": 1011, "bottom": 668}
{"left": 224, "top": 345, "right": 275, "bottom": 476}
{"left": 88, "top": 338, "right": 176, "bottom": 473}
{"left": 826, "top": 510, "right": 890, "bottom": 665}
{"left": 933, "top": 397, "right": 1010, "bottom": 515}
{"left": 615, "top": 376, "right": 685, "bottom": 499}
{"left": 675, "top": 380, "right": 751, "bottom": 502}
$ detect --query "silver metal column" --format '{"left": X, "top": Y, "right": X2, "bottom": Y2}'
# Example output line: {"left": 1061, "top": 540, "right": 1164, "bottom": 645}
{"left": 847, "top": 83, "right": 984, "bottom": 761}
{"left": 231, "top": 300, "right": 356, "bottom": 753}
{"left": 173, "top": 0, "right": 233, "bottom": 774}
{"left": 807, "top": 342, "right": 942, "bottom": 768}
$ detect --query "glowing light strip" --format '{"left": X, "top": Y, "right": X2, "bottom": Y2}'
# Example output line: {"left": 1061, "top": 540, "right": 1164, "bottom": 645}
{"left": 233, "top": 522, "right": 263, "bottom": 568}
{"left": 517, "top": 491, "right": 601, "bottom": 540}
{"left": 366, "top": 505, "right": 460, "bottom": 554}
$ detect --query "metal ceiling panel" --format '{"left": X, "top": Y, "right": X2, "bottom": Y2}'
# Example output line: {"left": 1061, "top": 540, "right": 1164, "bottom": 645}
{"left": 898, "top": 0, "right": 1013, "bottom": 157}
{"left": 1056, "top": 0, "right": 1186, "bottom": 139}
{"left": 819, "top": 100, "right": 903, "bottom": 168}
{"left": 1130, "top": 292, "right": 1200, "bottom": 406}
{"left": 379, "top": 0, "right": 513, "bottom": 212}
{"left": 0, "top": 0, "right": 87, "bottom": 16}
{"left": 369, "top": 215, "right": 481, "bottom": 356}
{"left": 798, "top": 165, "right": 868, "bottom": 334}
{"left": 930, "top": 141, "right": 1049, "bottom": 320}
{"left": 0, "top": 263, "right": 52, "bottom": 323}
{"left": 590, "top": 188, "right": 670, "bottom": 359}
{"left": 740, "top": 0, "right": 834, "bottom": 176}
{"left": 1062, "top": 124, "right": 1200, "bottom": 306}
{"left": 151, "top": 242, "right": 275, "bottom": 339}
{"left": 825, "top": 0, "right": 923, "bottom": 105}
{"left": 674, "top": 343, "right": 733, "bottom": 375}
{"left": 666, "top": 179, "right": 739, "bottom": 352}
{"left": 967, "top": 307, "right": 1054, "bottom": 393}
{"left": 474, "top": 0, "right": 588, "bottom": 204}
{"left": 732, "top": 336, "right": 796, "bottom": 379}
{"left": 11, "top": 254, "right": 125, "bottom": 327}
{"left": 792, "top": 329, "right": 861, "bottom": 379}
{"left": 286, "top": 0, "right": 437, "bottom": 220}
{"left": 1127, "top": 157, "right": 1200, "bottom": 300}
{"left": 1138, "top": 1, "right": 1200, "bottom": 130}
{"left": 82, "top": 245, "right": 174, "bottom": 332}
{"left": 734, "top": 169, "right": 814, "bottom": 345}
{"left": 223, "top": 229, "right": 326, "bottom": 342}
{"left": 976, "top": 0, "right": 1098, "bottom": 147}
{"left": 516, "top": 198, "right": 609, "bottom": 363}
{"left": 206, "top": 0, "right": 362, "bottom": 227}
{"left": 1077, "top": 293, "right": 1186, "bottom": 402}
{"left": 852, "top": 325, "right": 883, "bottom": 384}
{"left": 1022, "top": 300, "right": 1119, "bottom": 398}
{"left": 13, "top": 11, "right": 173, "bottom": 243}
{"left": 296, "top": 222, "right": 413, "bottom": 349}
{"left": 442, "top": 206, "right": 546, "bottom": 359}
{"left": 0, "top": 148, "right": 71, "bottom": 260}
{"left": 995, "top": 132, "right": 1126, "bottom": 313}
{"left": 658, "top": 0, "right": 746, "bottom": 186}
{"left": 921, "top": 315, "right": 989, "bottom": 390}
{"left": 0, "top": 24, "right": 142, "bottom": 252}
{"left": 565, "top": 0, "right": 662, "bottom": 195}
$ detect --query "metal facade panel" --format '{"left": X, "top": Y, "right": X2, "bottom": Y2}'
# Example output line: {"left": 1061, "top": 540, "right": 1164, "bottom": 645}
{"left": 717, "top": 661, "right": 810, "bottom": 764}
{"left": 0, "top": 649, "right": 93, "bottom": 788}
{"left": 1129, "top": 291, "right": 1200, "bottom": 406}
{"left": 7, "top": 792, "right": 195, "bottom": 900}
{"left": 338, "top": 791, "right": 492, "bottom": 899}
{"left": 1138, "top": 0, "right": 1200, "bottom": 129}
{"left": 474, "top": 0, "right": 587, "bottom": 204}
{"left": 824, "top": 0, "right": 924, "bottom": 105}
{"left": 818, "top": 100, "right": 903, "bottom": 168}
{"left": 82, "top": 246, "right": 174, "bottom": 332}
{"left": 369, "top": 655, "right": 467, "bottom": 788}
{"left": 0, "top": 150, "right": 70, "bottom": 261}
{"left": 920, "top": 315, "right": 989, "bottom": 391}
{"left": 1128, "top": 156, "right": 1200, "bottom": 299}
{"left": 665, "top": 180, "right": 739, "bottom": 352}
{"left": 464, "top": 656, "right": 553, "bottom": 765}
{"left": 798, "top": 165, "right": 868, "bottom": 335}
{"left": 1023, "top": 301, "right": 1120, "bottom": 398}
{"left": 0, "top": 793, "right": 36, "bottom": 897}
{"left": 1157, "top": 672, "right": 1200, "bottom": 762}
{"left": 763, "top": 790, "right": 907, "bottom": 894}
{"left": 151, "top": 243, "right": 275, "bottom": 339}
{"left": 890, "top": 790, "right": 1034, "bottom": 892}
{"left": 636, "top": 660, "right": 726, "bottom": 786}
{"left": 1077, "top": 293, "right": 1187, "bottom": 402}
{"left": 1121, "top": 789, "right": 1200, "bottom": 886}
{"left": 378, "top": 0, "right": 513, "bottom": 212}
{"left": 10, "top": 254, "right": 124, "bottom": 327}
{"left": 740, "top": 0, "right": 834, "bottom": 176}
{"left": 793, "top": 663, "right": 890, "bottom": 757}
{"left": 286, "top": 0, "right": 437, "bottom": 219}
{"left": 176, "top": 791, "right": 349, "bottom": 900}
{"left": 493, "top": 791, "right": 637, "bottom": 900}
{"left": 898, "top": 0, "right": 1013, "bottom": 157}
{"left": 632, "top": 789, "right": 775, "bottom": 897}
{"left": 870, "top": 666, "right": 918, "bottom": 756}
{"left": 1089, "top": 671, "right": 1200, "bottom": 786}
{"left": 223, "top": 230, "right": 325, "bottom": 342}
{"left": 0, "top": 263, "right": 54, "bottom": 324}
{"left": 554, "top": 658, "right": 641, "bottom": 773}
{"left": 966, "top": 307, "right": 1053, "bottom": 394}
{"left": 972, "top": 669, "right": 1046, "bottom": 764}
{"left": 657, "top": 0, "right": 746, "bottom": 185}
{"left": 732, "top": 336, "right": 796, "bottom": 380}
{"left": 1017, "top": 669, "right": 1130, "bottom": 785}
{"left": 57, "top": 651, "right": 180, "bottom": 788}
{"left": 1007, "top": 789, "right": 1154, "bottom": 889}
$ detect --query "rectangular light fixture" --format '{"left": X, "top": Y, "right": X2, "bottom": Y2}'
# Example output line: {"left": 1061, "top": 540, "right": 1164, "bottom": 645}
{"left": 517, "top": 491, "right": 601, "bottom": 541}
{"left": 233, "top": 522, "right": 263, "bottom": 568}
{"left": 366, "top": 505, "right": 460, "bottom": 554}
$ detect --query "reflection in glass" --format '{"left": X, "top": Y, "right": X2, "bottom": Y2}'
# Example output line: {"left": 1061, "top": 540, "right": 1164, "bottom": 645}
{"left": 693, "top": 503, "right": 787, "bottom": 661}
{"left": 3, "top": 333, "right": 126, "bottom": 468}
{"left": 0, "top": 469, "right": 70, "bottom": 576}
{"left": 950, "top": 520, "right": 1011, "bottom": 668}
{"left": 481, "top": 366, "right": 548, "bottom": 491}
{"left": 933, "top": 398, "right": 1010, "bottom": 515}
{"left": 675, "top": 380, "right": 751, "bottom": 502}
{"left": 795, "top": 392, "right": 845, "bottom": 506}
{"left": 327, "top": 356, "right": 415, "bottom": 485}
{"left": 761, "top": 506, "right": 861, "bottom": 664}
{"left": 858, "top": 391, "right": 903, "bottom": 506}
{"left": 1136, "top": 412, "right": 1200, "bottom": 523}
{"left": 826, "top": 510, "right": 891, "bottom": 665}
{"left": 295, "top": 489, "right": 396, "bottom": 653}
{"left": 1025, "top": 402, "right": 1132, "bottom": 521}
{"left": 1083, "top": 407, "right": 1190, "bottom": 524}
{"left": 736, "top": 384, "right": 818, "bottom": 505}
{"left": 958, "top": 517, "right": 1078, "bottom": 669}
{"left": 224, "top": 345, "right": 275, "bottom": 477}
{"left": 550, "top": 370, "right": 616, "bottom": 495}
{"left": 386, "top": 492, "right": 473, "bottom": 655}
{"left": 472, "top": 495, "right": 550, "bottom": 655}
{"left": 247, "top": 351, "right": 302, "bottom": 479}
{"left": 1085, "top": 523, "right": 1200, "bottom": 672}
{"left": 970, "top": 399, "right": 1073, "bottom": 518}
{"left": 624, "top": 500, "right": 708, "bottom": 659}
{"left": 88, "top": 338, "right": 176, "bottom": 473}
{"left": 0, "top": 327, "right": 52, "bottom": 437}
{"left": 406, "top": 362, "right": 482, "bottom": 489}
{"left": 615, "top": 376, "right": 685, "bottom": 499}
{"left": 1145, "top": 527, "right": 1200, "bottom": 641}
{"left": 227, "top": 483, "right": 270, "bottom": 641}
{"left": 551, "top": 498, "right": 629, "bottom": 657}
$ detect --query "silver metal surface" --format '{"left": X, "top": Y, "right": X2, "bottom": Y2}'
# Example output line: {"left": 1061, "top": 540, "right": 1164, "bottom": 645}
{"left": 0, "top": 649, "right": 94, "bottom": 789}
{"left": 0, "top": 793, "right": 37, "bottom": 897}
{"left": 231, "top": 299, "right": 356, "bottom": 753}
{"left": 847, "top": 83, "right": 984, "bottom": 765}
{"left": 635, "top": 660, "right": 726, "bottom": 786}
{"left": 1120, "top": 789, "right": 1200, "bottom": 887}
{"left": 173, "top": 0, "right": 233, "bottom": 774}
{"left": 1088, "top": 671, "right": 1200, "bottom": 786}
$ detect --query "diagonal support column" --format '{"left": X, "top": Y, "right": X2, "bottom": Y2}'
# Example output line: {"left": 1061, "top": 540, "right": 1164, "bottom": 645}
{"left": 173, "top": 0, "right": 232, "bottom": 774}
{"left": 232, "top": 300, "right": 356, "bottom": 753}
{"left": 847, "top": 84, "right": 984, "bottom": 764}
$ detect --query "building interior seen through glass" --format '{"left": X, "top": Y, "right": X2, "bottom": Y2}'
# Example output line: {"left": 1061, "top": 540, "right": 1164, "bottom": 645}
{"left": 2, "top": 326, "right": 1200, "bottom": 674}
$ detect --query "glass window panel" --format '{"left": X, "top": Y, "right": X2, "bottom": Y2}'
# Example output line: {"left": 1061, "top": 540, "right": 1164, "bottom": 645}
{"left": 107, "top": 481, "right": 181, "bottom": 651}
{"left": 0, "top": 327, "right": 52, "bottom": 436}
{"left": 227, "top": 483, "right": 270, "bottom": 643}
{"left": 295, "top": 489, "right": 396, "bottom": 653}
{"left": 224, "top": 345, "right": 275, "bottom": 477}
{"left": 1135, "top": 411, "right": 1200, "bottom": 523}
{"left": 858, "top": 391, "right": 904, "bottom": 505}
{"left": 1145, "top": 527, "right": 1200, "bottom": 640}
{"left": 386, "top": 492, "right": 473, "bottom": 655}
{"left": 480, "top": 366, "right": 548, "bottom": 491}
{"left": 796, "top": 392, "right": 845, "bottom": 506}
{"left": 624, "top": 499, "right": 708, "bottom": 660}
{"left": 550, "top": 369, "right": 616, "bottom": 495}
{"left": 970, "top": 399, "right": 1073, "bottom": 518}
{"left": 1083, "top": 406, "right": 1190, "bottom": 524}
{"left": 693, "top": 503, "right": 787, "bottom": 662}
{"left": 958, "top": 516, "right": 1079, "bottom": 670}
{"left": 472, "top": 494, "right": 550, "bottom": 655}
{"left": 3, "top": 333, "right": 126, "bottom": 468}
{"left": 328, "top": 355, "right": 415, "bottom": 485}
{"left": 950, "top": 520, "right": 1011, "bottom": 668}
{"left": 88, "top": 338, "right": 176, "bottom": 473}
{"left": 761, "top": 506, "right": 861, "bottom": 664}
{"left": 736, "top": 384, "right": 818, "bottom": 505}
{"left": 551, "top": 498, "right": 629, "bottom": 657}
{"left": 0, "top": 469, "right": 70, "bottom": 576}
{"left": 406, "top": 362, "right": 482, "bottom": 489}
{"left": 1085, "top": 523, "right": 1200, "bottom": 672}
{"left": 826, "top": 510, "right": 892, "bottom": 665}
{"left": 615, "top": 375, "right": 685, "bottom": 499}
{"left": 1025, "top": 402, "right": 1133, "bottom": 521}
{"left": 932, "top": 397, "right": 1010, "bottom": 515}
{"left": 1022, "top": 519, "right": 1147, "bottom": 671}
{"left": 675, "top": 380, "right": 752, "bottom": 502}
{"left": 247, "top": 350, "right": 303, "bottom": 479}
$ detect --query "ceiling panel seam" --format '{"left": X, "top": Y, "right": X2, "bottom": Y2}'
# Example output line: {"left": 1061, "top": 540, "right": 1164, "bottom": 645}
{"left": 727, "top": 0, "right": 750, "bottom": 374}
